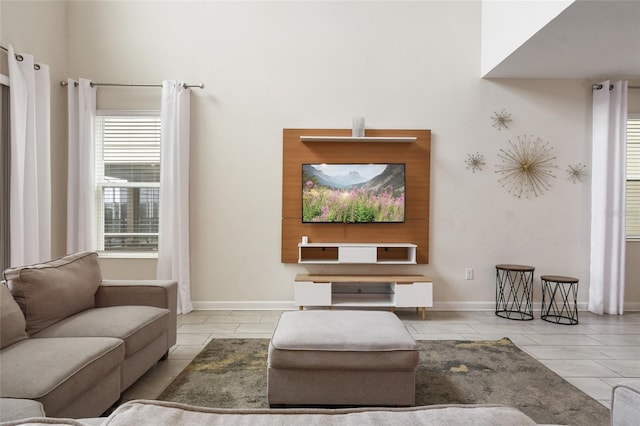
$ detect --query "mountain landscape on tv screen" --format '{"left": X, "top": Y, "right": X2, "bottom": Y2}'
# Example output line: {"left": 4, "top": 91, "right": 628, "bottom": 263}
{"left": 302, "top": 164, "right": 405, "bottom": 223}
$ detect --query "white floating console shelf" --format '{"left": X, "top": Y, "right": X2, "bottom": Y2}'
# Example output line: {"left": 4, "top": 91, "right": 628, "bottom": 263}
{"left": 298, "top": 242, "right": 417, "bottom": 264}
{"left": 300, "top": 135, "right": 417, "bottom": 143}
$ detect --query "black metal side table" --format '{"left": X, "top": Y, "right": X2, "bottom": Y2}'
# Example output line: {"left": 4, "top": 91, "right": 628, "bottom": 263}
{"left": 495, "top": 264, "right": 535, "bottom": 321}
{"left": 541, "top": 275, "right": 579, "bottom": 325}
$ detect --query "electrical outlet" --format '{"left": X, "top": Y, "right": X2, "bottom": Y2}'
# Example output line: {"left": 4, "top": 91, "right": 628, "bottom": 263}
{"left": 465, "top": 268, "right": 474, "bottom": 280}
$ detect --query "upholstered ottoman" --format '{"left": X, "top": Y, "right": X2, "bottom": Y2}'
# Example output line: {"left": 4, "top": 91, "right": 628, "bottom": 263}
{"left": 267, "top": 310, "right": 418, "bottom": 407}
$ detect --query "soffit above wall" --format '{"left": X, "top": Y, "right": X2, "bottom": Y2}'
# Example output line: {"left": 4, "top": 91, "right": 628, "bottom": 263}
{"left": 483, "top": 0, "right": 640, "bottom": 79}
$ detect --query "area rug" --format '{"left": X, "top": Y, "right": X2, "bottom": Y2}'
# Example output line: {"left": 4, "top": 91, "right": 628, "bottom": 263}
{"left": 157, "top": 338, "right": 610, "bottom": 426}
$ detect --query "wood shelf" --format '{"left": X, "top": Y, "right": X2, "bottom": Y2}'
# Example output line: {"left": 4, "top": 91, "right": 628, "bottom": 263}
{"left": 300, "top": 135, "right": 417, "bottom": 143}
{"left": 298, "top": 242, "right": 417, "bottom": 264}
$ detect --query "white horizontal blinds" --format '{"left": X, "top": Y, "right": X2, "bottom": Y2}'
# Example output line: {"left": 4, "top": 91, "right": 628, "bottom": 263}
{"left": 95, "top": 113, "right": 161, "bottom": 252}
{"left": 103, "top": 116, "right": 161, "bottom": 182}
{"left": 627, "top": 117, "right": 640, "bottom": 238}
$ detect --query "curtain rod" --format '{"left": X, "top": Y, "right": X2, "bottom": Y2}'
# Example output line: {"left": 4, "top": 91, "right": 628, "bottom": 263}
{"left": 592, "top": 83, "right": 640, "bottom": 90}
{"left": 1, "top": 44, "right": 42, "bottom": 70}
{"left": 60, "top": 80, "right": 204, "bottom": 89}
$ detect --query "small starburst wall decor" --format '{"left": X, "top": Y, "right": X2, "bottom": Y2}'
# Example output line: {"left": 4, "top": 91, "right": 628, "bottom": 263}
{"left": 495, "top": 135, "right": 557, "bottom": 198}
{"left": 491, "top": 109, "right": 512, "bottom": 131}
{"left": 566, "top": 163, "right": 588, "bottom": 183}
{"left": 465, "top": 152, "right": 485, "bottom": 173}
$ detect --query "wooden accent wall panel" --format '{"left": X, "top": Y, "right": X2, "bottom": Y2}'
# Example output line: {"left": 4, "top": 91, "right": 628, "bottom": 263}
{"left": 281, "top": 128, "right": 431, "bottom": 263}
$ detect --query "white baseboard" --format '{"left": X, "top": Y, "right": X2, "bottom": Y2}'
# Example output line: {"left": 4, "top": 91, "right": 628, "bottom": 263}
{"left": 623, "top": 302, "right": 640, "bottom": 312}
{"left": 191, "top": 300, "right": 499, "bottom": 312}
{"left": 192, "top": 300, "right": 297, "bottom": 311}
{"left": 191, "top": 300, "right": 639, "bottom": 312}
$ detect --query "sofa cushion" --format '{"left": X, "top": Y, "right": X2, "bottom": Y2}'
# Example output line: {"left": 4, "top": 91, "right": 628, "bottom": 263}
{"left": 271, "top": 311, "right": 417, "bottom": 351}
{"left": 0, "top": 337, "right": 124, "bottom": 416}
{"left": 3, "top": 252, "right": 102, "bottom": 335}
{"left": 0, "top": 398, "right": 45, "bottom": 423}
{"left": 269, "top": 310, "right": 418, "bottom": 370}
{"left": 612, "top": 381, "right": 640, "bottom": 426}
{"left": 0, "top": 284, "right": 28, "bottom": 349}
{"left": 100, "top": 400, "right": 539, "bottom": 426}
{"left": 33, "top": 306, "right": 169, "bottom": 357}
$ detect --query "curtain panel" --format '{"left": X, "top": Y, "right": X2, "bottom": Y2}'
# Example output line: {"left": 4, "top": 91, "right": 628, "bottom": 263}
{"left": 7, "top": 45, "right": 51, "bottom": 266}
{"left": 589, "top": 80, "right": 628, "bottom": 315}
{"left": 157, "top": 81, "right": 193, "bottom": 314}
{"left": 66, "top": 78, "right": 97, "bottom": 253}
{"left": 0, "top": 80, "right": 9, "bottom": 272}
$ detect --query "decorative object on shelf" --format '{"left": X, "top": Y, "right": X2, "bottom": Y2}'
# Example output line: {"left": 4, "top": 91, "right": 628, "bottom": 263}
{"left": 491, "top": 109, "right": 512, "bottom": 131}
{"left": 566, "top": 163, "right": 588, "bottom": 183}
{"left": 464, "top": 152, "right": 485, "bottom": 173}
{"left": 495, "top": 135, "right": 557, "bottom": 198}
{"left": 352, "top": 116, "right": 365, "bottom": 137}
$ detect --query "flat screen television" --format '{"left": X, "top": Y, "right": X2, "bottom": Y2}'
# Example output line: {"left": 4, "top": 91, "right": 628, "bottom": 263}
{"left": 302, "top": 163, "right": 405, "bottom": 223}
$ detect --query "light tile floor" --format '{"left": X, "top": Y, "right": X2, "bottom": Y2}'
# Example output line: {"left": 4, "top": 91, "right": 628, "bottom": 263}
{"left": 122, "top": 309, "right": 640, "bottom": 409}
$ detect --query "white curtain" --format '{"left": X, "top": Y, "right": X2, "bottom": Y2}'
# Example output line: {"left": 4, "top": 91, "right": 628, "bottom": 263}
{"left": 8, "top": 45, "right": 51, "bottom": 266}
{"left": 589, "top": 80, "right": 628, "bottom": 315}
{"left": 1, "top": 76, "right": 9, "bottom": 273}
{"left": 157, "top": 81, "right": 193, "bottom": 314}
{"left": 67, "top": 79, "right": 97, "bottom": 253}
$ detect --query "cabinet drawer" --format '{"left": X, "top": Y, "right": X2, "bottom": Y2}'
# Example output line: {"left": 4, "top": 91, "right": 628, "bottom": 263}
{"left": 395, "top": 282, "right": 433, "bottom": 307}
{"left": 338, "top": 246, "right": 377, "bottom": 263}
{"left": 294, "top": 281, "right": 331, "bottom": 306}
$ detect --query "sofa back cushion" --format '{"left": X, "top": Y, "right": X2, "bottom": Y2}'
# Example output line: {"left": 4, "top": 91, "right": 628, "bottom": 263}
{"left": 0, "top": 283, "right": 29, "bottom": 349}
{"left": 3, "top": 252, "right": 102, "bottom": 335}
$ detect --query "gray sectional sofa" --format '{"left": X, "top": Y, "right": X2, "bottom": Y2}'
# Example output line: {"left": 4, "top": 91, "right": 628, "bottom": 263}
{"left": 1, "top": 400, "right": 544, "bottom": 425}
{"left": 3, "top": 382, "right": 639, "bottom": 426}
{"left": 6, "top": 382, "right": 640, "bottom": 425}
{"left": 0, "top": 251, "right": 177, "bottom": 422}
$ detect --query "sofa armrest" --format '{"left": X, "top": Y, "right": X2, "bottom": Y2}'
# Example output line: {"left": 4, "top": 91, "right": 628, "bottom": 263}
{"left": 612, "top": 380, "right": 640, "bottom": 426}
{"left": 96, "top": 279, "right": 177, "bottom": 348}
{"left": 0, "top": 398, "right": 46, "bottom": 423}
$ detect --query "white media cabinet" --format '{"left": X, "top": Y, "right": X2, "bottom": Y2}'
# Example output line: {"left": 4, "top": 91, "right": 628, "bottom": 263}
{"left": 298, "top": 242, "right": 417, "bottom": 264}
{"left": 294, "top": 274, "right": 433, "bottom": 320}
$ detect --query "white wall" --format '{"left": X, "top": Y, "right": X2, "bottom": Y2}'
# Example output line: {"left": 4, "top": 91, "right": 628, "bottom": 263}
{"left": 481, "top": 0, "right": 573, "bottom": 76}
{"left": 3, "top": 1, "right": 637, "bottom": 310}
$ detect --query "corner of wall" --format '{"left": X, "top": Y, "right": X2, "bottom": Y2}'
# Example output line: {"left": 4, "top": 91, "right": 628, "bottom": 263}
{"left": 480, "top": 0, "right": 574, "bottom": 77}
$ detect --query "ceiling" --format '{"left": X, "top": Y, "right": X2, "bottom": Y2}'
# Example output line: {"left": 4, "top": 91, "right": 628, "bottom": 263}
{"left": 483, "top": 0, "right": 640, "bottom": 80}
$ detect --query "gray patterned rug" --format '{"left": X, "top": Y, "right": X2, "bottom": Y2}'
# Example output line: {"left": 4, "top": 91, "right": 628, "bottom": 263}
{"left": 158, "top": 338, "right": 610, "bottom": 426}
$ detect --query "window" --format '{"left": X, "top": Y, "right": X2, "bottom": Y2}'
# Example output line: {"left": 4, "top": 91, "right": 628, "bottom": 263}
{"left": 628, "top": 115, "right": 640, "bottom": 239}
{"left": 95, "top": 112, "right": 161, "bottom": 252}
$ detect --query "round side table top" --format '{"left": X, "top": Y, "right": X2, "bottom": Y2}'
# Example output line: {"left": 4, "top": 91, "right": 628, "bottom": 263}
{"left": 541, "top": 275, "right": 579, "bottom": 283}
{"left": 496, "top": 264, "right": 535, "bottom": 272}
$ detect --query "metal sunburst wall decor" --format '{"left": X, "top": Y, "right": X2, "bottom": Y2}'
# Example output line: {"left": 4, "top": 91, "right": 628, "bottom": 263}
{"left": 465, "top": 152, "right": 485, "bottom": 173}
{"left": 495, "top": 135, "right": 557, "bottom": 198}
{"left": 491, "top": 109, "right": 512, "bottom": 131}
{"left": 566, "top": 163, "right": 588, "bottom": 183}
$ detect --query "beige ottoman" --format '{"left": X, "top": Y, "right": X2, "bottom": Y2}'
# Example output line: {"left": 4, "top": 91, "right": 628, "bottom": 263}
{"left": 267, "top": 310, "right": 418, "bottom": 407}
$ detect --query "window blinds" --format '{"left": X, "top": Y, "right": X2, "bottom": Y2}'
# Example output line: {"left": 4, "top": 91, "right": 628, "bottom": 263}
{"left": 627, "top": 117, "right": 640, "bottom": 238}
